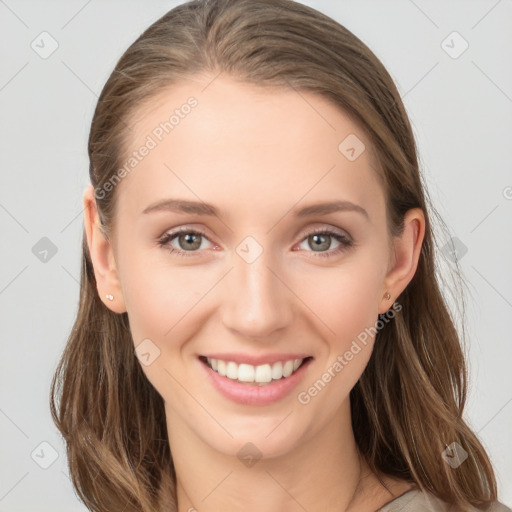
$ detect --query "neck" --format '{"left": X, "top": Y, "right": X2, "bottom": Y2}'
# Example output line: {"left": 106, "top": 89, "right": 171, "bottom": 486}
{"left": 166, "top": 399, "right": 387, "bottom": 512}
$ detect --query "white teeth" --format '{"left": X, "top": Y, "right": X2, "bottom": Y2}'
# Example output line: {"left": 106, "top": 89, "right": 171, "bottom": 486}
{"left": 271, "top": 361, "right": 283, "bottom": 380}
{"left": 255, "top": 364, "right": 272, "bottom": 383}
{"left": 205, "top": 357, "right": 305, "bottom": 383}
{"left": 238, "top": 364, "right": 255, "bottom": 383}
{"left": 226, "top": 361, "right": 238, "bottom": 379}
{"left": 217, "top": 359, "right": 227, "bottom": 376}
{"left": 282, "top": 360, "right": 294, "bottom": 378}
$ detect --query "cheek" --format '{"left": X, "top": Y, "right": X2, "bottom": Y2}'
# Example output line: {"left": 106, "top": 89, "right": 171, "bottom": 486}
{"left": 294, "top": 253, "right": 388, "bottom": 402}
{"left": 296, "top": 254, "right": 386, "bottom": 349}
{"left": 118, "top": 240, "right": 214, "bottom": 344}
{"left": 120, "top": 236, "right": 387, "bottom": 353}
{"left": 117, "top": 250, "right": 214, "bottom": 406}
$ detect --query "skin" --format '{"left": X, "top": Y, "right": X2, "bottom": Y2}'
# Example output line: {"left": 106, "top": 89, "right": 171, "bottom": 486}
{"left": 84, "top": 73, "right": 425, "bottom": 512}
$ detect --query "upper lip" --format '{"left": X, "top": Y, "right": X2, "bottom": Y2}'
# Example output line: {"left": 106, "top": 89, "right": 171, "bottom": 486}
{"left": 200, "top": 353, "right": 312, "bottom": 366}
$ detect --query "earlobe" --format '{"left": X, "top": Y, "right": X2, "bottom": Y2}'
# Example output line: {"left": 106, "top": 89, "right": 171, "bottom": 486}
{"left": 379, "top": 208, "right": 425, "bottom": 314}
{"left": 83, "top": 185, "right": 127, "bottom": 314}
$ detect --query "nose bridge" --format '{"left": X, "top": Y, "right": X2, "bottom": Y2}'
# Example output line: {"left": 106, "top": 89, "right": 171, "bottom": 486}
{"left": 220, "top": 245, "right": 292, "bottom": 339}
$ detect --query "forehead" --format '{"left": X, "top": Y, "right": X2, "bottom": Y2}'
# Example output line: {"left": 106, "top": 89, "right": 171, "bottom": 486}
{"left": 115, "top": 74, "right": 384, "bottom": 222}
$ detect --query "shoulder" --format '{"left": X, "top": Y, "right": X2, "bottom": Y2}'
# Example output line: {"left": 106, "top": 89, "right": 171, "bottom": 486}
{"left": 377, "top": 489, "right": 512, "bottom": 512}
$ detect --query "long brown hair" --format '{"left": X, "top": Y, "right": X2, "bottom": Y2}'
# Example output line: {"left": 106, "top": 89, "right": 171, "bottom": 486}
{"left": 50, "top": 0, "right": 498, "bottom": 510}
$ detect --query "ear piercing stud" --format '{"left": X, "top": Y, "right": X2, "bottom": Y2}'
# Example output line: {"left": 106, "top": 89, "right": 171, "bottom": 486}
{"left": 384, "top": 292, "right": 391, "bottom": 300}
{"left": 105, "top": 294, "right": 114, "bottom": 301}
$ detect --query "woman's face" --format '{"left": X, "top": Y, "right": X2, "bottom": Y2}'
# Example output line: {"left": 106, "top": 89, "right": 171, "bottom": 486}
{"left": 101, "top": 74, "right": 403, "bottom": 459}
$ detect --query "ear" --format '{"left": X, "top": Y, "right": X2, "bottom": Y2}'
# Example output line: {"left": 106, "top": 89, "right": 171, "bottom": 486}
{"left": 83, "top": 185, "right": 127, "bottom": 314}
{"left": 378, "top": 207, "right": 425, "bottom": 314}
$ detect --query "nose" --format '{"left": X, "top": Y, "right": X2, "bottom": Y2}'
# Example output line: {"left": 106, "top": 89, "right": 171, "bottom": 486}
{"left": 219, "top": 249, "right": 294, "bottom": 342}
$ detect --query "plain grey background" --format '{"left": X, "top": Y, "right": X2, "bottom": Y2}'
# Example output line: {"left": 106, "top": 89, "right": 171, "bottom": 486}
{"left": 1, "top": 0, "right": 511, "bottom": 510}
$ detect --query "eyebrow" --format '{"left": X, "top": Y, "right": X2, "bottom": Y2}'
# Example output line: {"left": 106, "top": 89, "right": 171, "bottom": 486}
{"left": 142, "top": 198, "right": 369, "bottom": 220}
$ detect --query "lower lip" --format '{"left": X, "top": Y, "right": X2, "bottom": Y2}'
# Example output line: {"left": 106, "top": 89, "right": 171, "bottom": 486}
{"left": 200, "top": 358, "right": 312, "bottom": 406}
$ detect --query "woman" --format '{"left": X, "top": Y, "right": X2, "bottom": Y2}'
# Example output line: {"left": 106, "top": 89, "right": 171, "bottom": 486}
{"left": 50, "top": 0, "right": 510, "bottom": 511}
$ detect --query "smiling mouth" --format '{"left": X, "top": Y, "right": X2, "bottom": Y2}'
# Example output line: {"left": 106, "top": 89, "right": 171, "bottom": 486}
{"left": 199, "top": 356, "right": 313, "bottom": 385}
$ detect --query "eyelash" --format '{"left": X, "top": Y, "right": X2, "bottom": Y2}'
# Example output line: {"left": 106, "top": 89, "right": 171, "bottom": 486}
{"left": 157, "top": 227, "right": 354, "bottom": 258}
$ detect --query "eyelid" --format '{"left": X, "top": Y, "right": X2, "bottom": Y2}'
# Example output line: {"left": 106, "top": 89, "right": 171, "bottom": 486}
{"left": 158, "top": 226, "right": 215, "bottom": 251}
{"left": 158, "top": 224, "right": 354, "bottom": 257}
{"left": 296, "top": 225, "right": 352, "bottom": 243}
{"left": 293, "top": 227, "right": 354, "bottom": 258}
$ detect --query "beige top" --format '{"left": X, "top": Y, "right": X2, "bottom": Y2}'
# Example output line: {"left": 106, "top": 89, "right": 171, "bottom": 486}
{"left": 377, "top": 489, "right": 512, "bottom": 512}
